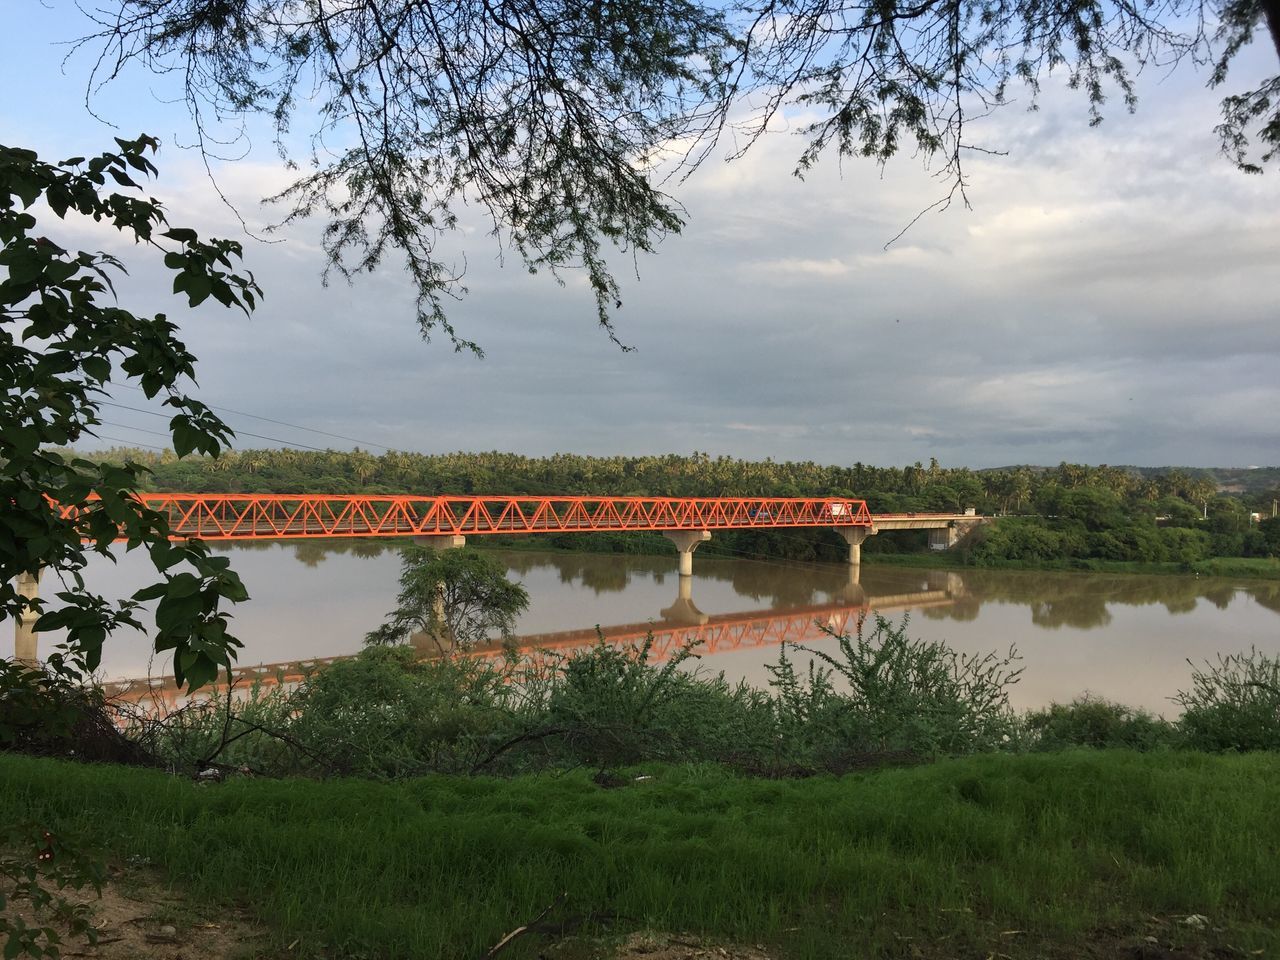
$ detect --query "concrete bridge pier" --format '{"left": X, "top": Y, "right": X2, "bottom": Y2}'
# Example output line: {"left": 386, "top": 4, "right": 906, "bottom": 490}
{"left": 413, "top": 534, "right": 467, "bottom": 551}
{"left": 835, "top": 527, "right": 873, "bottom": 565}
{"left": 662, "top": 530, "right": 710, "bottom": 577}
{"left": 13, "top": 569, "right": 40, "bottom": 664}
{"left": 411, "top": 534, "right": 465, "bottom": 654}
{"left": 660, "top": 575, "right": 709, "bottom": 626}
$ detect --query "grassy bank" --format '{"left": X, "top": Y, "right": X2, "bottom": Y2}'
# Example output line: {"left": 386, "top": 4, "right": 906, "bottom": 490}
{"left": 445, "top": 535, "right": 1280, "bottom": 580}
{"left": 863, "top": 551, "right": 1280, "bottom": 579}
{"left": 226, "top": 533, "right": 1280, "bottom": 581}
{"left": 3, "top": 751, "right": 1278, "bottom": 959}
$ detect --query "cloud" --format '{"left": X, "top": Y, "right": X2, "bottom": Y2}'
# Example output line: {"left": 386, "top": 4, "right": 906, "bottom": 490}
{"left": 3, "top": 13, "right": 1279, "bottom": 469}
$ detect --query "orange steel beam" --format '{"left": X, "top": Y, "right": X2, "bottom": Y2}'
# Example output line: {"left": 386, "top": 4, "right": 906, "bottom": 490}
{"left": 77, "top": 494, "right": 872, "bottom": 542}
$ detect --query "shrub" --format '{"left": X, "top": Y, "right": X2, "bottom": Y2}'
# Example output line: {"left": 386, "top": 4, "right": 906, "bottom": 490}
{"left": 122, "top": 677, "right": 302, "bottom": 775}
{"left": 1, "top": 660, "right": 155, "bottom": 767}
{"left": 519, "top": 636, "right": 775, "bottom": 772}
{"left": 291, "top": 646, "right": 516, "bottom": 777}
{"left": 769, "top": 614, "right": 1022, "bottom": 760}
{"left": 1024, "top": 695, "right": 1178, "bottom": 751}
{"left": 1176, "top": 648, "right": 1280, "bottom": 752}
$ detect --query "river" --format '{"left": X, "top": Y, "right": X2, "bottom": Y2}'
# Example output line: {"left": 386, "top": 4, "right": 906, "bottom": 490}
{"left": 42, "top": 541, "right": 1280, "bottom": 714}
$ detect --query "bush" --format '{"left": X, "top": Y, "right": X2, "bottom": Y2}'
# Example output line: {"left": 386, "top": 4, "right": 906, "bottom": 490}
{"left": 291, "top": 646, "right": 515, "bottom": 777}
{"left": 769, "top": 614, "right": 1023, "bottom": 761}
{"left": 122, "top": 677, "right": 302, "bottom": 775}
{"left": 525, "top": 637, "right": 776, "bottom": 772}
{"left": 1176, "top": 648, "right": 1280, "bottom": 752}
{"left": 1024, "top": 695, "right": 1178, "bottom": 751}
{"left": 1, "top": 660, "right": 155, "bottom": 767}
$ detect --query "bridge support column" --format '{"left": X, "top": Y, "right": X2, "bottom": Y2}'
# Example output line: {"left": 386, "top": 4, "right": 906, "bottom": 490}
{"left": 411, "top": 535, "right": 465, "bottom": 654}
{"left": 662, "top": 530, "right": 710, "bottom": 577}
{"left": 13, "top": 569, "right": 40, "bottom": 664}
{"left": 414, "top": 534, "right": 466, "bottom": 551}
{"left": 835, "top": 527, "right": 873, "bottom": 565}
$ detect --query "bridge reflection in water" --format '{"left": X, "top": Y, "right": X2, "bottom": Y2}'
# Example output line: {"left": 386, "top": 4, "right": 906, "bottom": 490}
{"left": 104, "top": 567, "right": 966, "bottom": 710}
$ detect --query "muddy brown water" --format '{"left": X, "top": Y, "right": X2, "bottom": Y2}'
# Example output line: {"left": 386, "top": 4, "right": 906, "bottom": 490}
{"left": 38, "top": 543, "right": 1280, "bottom": 714}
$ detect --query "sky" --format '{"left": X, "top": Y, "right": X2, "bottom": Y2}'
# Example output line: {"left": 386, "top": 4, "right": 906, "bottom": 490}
{"left": 3, "top": 1, "right": 1279, "bottom": 470}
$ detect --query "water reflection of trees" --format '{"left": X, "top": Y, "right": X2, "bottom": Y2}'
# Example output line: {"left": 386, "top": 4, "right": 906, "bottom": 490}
{"left": 214, "top": 539, "right": 1280, "bottom": 629}
{"left": 499, "top": 550, "right": 844, "bottom": 607}
{"left": 915, "top": 569, "right": 1280, "bottom": 630}
{"left": 1246, "top": 582, "right": 1280, "bottom": 615}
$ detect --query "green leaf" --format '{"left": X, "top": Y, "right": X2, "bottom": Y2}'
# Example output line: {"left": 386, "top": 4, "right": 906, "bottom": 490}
{"left": 82, "top": 355, "right": 111, "bottom": 381}
{"left": 182, "top": 270, "right": 212, "bottom": 307}
{"left": 171, "top": 420, "right": 199, "bottom": 458}
{"left": 131, "top": 583, "right": 168, "bottom": 602}
{"left": 155, "top": 592, "right": 203, "bottom": 631}
{"left": 182, "top": 654, "right": 219, "bottom": 692}
{"left": 166, "top": 572, "right": 201, "bottom": 598}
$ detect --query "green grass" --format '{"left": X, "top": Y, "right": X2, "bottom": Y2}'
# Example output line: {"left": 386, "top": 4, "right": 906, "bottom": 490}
{"left": 1190, "top": 556, "right": 1280, "bottom": 578}
{"left": 865, "top": 551, "right": 1280, "bottom": 579}
{"left": 3, "top": 752, "right": 1279, "bottom": 958}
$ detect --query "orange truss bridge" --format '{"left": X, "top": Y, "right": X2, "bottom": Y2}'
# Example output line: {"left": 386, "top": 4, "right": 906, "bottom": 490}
{"left": 108, "top": 494, "right": 874, "bottom": 541}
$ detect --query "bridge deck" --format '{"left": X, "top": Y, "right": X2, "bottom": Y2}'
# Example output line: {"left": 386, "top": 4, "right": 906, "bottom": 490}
{"left": 72, "top": 494, "right": 876, "bottom": 542}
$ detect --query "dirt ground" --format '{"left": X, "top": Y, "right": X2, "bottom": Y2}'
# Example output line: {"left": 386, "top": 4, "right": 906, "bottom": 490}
{"left": 6, "top": 870, "right": 1267, "bottom": 960}
{"left": 564, "top": 933, "right": 775, "bottom": 960}
{"left": 3, "top": 867, "right": 268, "bottom": 960}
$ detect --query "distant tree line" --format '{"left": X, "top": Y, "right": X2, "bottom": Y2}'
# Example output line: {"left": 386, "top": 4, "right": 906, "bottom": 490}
{"left": 73, "top": 448, "right": 1280, "bottom": 566}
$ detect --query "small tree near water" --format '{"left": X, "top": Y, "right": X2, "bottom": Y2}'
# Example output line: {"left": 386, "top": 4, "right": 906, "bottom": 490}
{"left": 366, "top": 547, "right": 529, "bottom": 654}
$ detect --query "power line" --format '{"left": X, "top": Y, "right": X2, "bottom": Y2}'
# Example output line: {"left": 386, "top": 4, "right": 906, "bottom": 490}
{"left": 98, "top": 400, "right": 332, "bottom": 453}
{"left": 99, "top": 419, "right": 171, "bottom": 440}
{"left": 89, "top": 433, "right": 167, "bottom": 452}
{"left": 113, "top": 382, "right": 388, "bottom": 450}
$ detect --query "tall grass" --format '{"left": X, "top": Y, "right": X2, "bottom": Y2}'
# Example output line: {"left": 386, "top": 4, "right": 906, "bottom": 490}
{"left": 1, "top": 752, "right": 1276, "bottom": 958}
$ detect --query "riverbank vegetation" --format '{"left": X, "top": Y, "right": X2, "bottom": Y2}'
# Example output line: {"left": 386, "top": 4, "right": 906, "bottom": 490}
{"left": 71, "top": 448, "right": 1280, "bottom": 573}
{"left": 5, "top": 617, "right": 1280, "bottom": 957}
{"left": 10, "top": 616, "right": 1280, "bottom": 780}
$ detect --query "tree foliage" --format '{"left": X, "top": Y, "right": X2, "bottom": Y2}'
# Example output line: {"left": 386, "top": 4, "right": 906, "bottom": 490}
{"left": 0, "top": 136, "right": 259, "bottom": 692}
{"left": 366, "top": 546, "right": 530, "bottom": 653}
{"left": 81, "top": 0, "right": 1280, "bottom": 350}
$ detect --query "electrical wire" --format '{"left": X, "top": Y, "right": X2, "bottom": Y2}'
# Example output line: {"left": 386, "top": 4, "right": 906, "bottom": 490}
{"left": 113, "top": 382, "right": 388, "bottom": 450}
{"left": 89, "top": 433, "right": 167, "bottom": 452}
{"left": 98, "top": 400, "right": 332, "bottom": 453}
{"left": 99, "top": 420, "right": 171, "bottom": 439}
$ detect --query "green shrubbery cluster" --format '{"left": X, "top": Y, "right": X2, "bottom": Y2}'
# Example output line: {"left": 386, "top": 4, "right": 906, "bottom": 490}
{"left": 1176, "top": 648, "right": 1280, "bottom": 752}
{"left": 1022, "top": 649, "right": 1280, "bottom": 753}
{"left": 1024, "top": 696, "right": 1180, "bottom": 751}
{"left": 20, "top": 620, "right": 1280, "bottom": 782}
{"left": 119, "top": 616, "right": 1024, "bottom": 779}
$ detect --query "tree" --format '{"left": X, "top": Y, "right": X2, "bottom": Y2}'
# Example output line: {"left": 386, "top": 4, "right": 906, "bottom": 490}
{"left": 1, "top": 136, "right": 260, "bottom": 692}
{"left": 366, "top": 547, "right": 530, "bottom": 654}
{"left": 80, "top": 0, "right": 1279, "bottom": 352}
